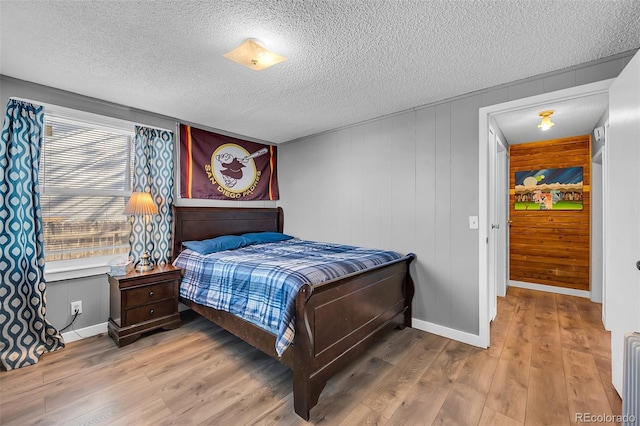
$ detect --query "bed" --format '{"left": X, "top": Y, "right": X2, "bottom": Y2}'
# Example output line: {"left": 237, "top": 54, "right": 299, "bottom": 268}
{"left": 171, "top": 206, "right": 416, "bottom": 420}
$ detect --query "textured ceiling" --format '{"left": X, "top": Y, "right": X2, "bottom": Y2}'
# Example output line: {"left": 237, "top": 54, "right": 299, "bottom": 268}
{"left": 1, "top": 0, "right": 639, "bottom": 143}
{"left": 495, "top": 93, "right": 609, "bottom": 145}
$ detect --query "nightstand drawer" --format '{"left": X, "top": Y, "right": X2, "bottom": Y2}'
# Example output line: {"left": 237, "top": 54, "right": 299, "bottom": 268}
{"left": 124, "top": 282, "right": 175, "bottom": 307}
{"left": 124, "top": 299, "right": 175, "bottom": 325}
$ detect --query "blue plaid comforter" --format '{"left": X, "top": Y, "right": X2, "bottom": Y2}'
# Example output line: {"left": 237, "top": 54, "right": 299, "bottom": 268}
{"left": 173, "top": 238, "right": 402, "bottom": 356}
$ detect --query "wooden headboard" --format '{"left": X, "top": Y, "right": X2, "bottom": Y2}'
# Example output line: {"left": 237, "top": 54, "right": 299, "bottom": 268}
{"left": 171, "top": 206, "right": 284, "bottom": 261}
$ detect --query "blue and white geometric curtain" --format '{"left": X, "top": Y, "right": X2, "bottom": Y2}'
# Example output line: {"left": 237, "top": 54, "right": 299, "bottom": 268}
{"left": 0, "top": 99, "right": 64, "bottom": 370}
{"left": 130, "top": 126, "right": 174, "bottom": 266}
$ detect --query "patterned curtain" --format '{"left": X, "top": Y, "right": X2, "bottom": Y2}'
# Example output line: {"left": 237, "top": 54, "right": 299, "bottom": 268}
{"left": 129, "top": 126, "right": 174, "bottom": 266}
{"left": 0, "top": 99, "right": 64, "bottom": 370}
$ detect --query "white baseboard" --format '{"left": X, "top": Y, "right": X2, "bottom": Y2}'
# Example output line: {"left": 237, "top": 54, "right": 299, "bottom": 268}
{"left": 412, "top": 318, "right": 486, "bottom": 349}
{"left": 509, "top": 280, "right": 590, "bottom": 299}
{"left": 61, "top": 322, "right": 108, "bottom": 344}
{"left": 60, "top": 316, "right": 485, "bottom": 349}
{"left": 62, "top": 308, "right": 190, "bottom": 344}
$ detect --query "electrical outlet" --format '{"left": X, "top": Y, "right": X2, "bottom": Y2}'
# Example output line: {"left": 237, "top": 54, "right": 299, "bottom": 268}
{"left": 71, "top": 301, "right": 82, "bottom": 315}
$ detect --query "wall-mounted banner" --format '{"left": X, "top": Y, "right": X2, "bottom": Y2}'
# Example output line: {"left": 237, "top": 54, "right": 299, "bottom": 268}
{"left": 180, "top": 125, "right": 279, "bottom": 200}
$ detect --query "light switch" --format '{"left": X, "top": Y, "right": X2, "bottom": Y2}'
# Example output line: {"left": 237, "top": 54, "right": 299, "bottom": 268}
{"left": 469, "top": 216, "right": 479, "bottom": 229}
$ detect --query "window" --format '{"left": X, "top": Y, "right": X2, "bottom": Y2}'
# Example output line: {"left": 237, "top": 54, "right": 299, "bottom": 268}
{"left": 39, "top": 109, "right": 134, "bottom": 262}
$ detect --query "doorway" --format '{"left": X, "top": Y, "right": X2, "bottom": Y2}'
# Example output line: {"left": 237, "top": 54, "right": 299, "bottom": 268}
{"left": 507, "top": 135, "right": 592, "bottom": 293}
{"left": 478, "top": 79, "right": 614, "bottom": 347}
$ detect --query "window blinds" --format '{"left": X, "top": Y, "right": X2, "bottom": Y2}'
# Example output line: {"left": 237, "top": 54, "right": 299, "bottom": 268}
{"left": 39, "top": 115, "right": 134, "bottom": 261}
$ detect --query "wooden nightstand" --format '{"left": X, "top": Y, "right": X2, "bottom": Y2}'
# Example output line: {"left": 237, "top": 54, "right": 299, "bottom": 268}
{"left": 107, "top": 264, "right": 182, "bottom": 347}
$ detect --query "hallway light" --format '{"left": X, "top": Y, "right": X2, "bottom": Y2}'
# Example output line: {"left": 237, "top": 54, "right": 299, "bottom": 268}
{"left": 538, "top": 110, "right": 555, "bottom": 131}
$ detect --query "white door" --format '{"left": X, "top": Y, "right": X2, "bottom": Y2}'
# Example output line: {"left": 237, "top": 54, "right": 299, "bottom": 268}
{"left": 606, "top": 50, "right": 640, "bottom": 396}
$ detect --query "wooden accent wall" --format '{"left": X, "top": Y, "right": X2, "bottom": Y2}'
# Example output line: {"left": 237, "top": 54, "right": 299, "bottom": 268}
{"left": 509, "top": 135, "right": 591, "bottom": 291}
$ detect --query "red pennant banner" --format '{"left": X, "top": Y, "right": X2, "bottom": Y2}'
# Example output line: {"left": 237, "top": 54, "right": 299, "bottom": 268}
{"left": 180, "top": 125, "right": 279, "bottom": 200}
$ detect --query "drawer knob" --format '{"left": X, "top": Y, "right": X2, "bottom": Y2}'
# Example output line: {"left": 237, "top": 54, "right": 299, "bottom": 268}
{"left": 149, "top": 309, "right": 155, "bottom": 315}
{"left": 149, "top": 291, "right": 154, "bottom": 297}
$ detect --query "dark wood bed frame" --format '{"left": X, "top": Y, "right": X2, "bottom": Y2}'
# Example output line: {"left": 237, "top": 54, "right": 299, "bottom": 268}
{"left": 171, "top": 206, "right": 416, "bottom": 420}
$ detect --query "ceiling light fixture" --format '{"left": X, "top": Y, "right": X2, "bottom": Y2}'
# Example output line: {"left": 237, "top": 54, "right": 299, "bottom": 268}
{"left": 222, "top": 38, "right": 287, "bottom": 71}
{"left": 538, "top": 110, "right": 555, "bottom": 131}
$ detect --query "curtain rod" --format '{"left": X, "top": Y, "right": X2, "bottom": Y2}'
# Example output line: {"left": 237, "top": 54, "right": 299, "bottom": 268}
{"left": 8, "top": 96, "right": 174, "bottom": 134}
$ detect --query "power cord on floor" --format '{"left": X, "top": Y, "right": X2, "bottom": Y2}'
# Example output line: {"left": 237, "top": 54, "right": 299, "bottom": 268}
{"left": 59, "top": 310, "right": 79, "bottom": 332}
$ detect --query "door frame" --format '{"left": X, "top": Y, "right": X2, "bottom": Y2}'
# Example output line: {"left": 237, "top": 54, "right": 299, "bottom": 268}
{"left": 601, "top": 119, "right": 609, "bottom": 330}
{"left": 478, "top": 78, "right": 614, "bottom": 347}
{"left": 488, "top": 125, "right": 497, "bottom": 321}
{"left": 487, "top": 125, "right": 508, "bottom": 321}
{"left": 496, "top": 137, "right": 508, "bottom": 299}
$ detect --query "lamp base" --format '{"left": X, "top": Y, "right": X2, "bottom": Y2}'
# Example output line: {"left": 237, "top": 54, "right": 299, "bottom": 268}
{"left": 135, "top": 251, "right": 154, "bottom": 272}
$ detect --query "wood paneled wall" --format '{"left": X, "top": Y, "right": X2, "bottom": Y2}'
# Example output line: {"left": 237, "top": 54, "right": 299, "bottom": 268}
{"left": 509, "top": 135, "right": 591, "bottom": 291}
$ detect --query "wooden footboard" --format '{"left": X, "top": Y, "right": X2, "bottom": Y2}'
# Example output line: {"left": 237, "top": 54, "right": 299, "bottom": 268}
{"left": 292, "top": 253, "right": 415, "bottom": 420}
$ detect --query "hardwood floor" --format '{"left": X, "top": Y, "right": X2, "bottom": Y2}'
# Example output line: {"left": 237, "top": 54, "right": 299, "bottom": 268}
{"left": 0, "top": 287, "right": 621, "bottom": 425}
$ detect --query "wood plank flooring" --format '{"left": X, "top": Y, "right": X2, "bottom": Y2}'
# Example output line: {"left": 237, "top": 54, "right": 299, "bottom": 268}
{"left": 0, "top": 287, "right": 621, "bottom": 425}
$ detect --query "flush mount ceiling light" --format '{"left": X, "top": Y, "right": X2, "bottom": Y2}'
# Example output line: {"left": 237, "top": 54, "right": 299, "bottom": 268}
{"left": 222, "top": 38, "right": 286, "bottom": 71}
{"left": 538, "top": 110, "right": 555, "bottom": 131}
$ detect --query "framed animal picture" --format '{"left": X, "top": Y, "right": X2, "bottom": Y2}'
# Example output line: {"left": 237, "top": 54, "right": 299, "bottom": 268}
{"left": 514, "top": 167, "right": 583, "bottom": 211}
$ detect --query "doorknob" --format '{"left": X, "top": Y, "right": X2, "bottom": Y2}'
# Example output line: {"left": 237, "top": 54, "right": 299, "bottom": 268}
{"left": 491, "top": 224, "right": 500, "bottom": 230}
{"left": 636, "top": 260, "right": 640, "bottom": 270}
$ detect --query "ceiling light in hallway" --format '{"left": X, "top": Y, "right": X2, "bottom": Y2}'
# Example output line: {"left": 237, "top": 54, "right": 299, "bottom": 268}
{"left": 538, "top": 110, "right": 555, "bottom": 131}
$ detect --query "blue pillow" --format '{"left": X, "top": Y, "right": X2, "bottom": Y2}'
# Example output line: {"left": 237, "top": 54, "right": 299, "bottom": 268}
{"left": 183, "top": 235, "right": 250, "bottom": 255}
{"left": 241, "top": 232, "right": 293, "bottom": 245}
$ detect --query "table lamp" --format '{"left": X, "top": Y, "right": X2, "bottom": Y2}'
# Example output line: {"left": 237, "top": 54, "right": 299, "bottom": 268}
{"left": 124, "top": 191, "right": 159, "bottom": 272}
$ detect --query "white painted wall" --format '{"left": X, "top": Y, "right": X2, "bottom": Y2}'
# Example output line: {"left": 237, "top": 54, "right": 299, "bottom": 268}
{"left": 279, "top": 51, "right": 635, "bottom": 340}
{"left": 280, "top": 99, "right": 482, "bottom": 336}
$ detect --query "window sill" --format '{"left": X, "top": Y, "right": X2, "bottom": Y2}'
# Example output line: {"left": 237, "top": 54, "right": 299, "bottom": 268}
{"left": 45, "top": 255, "right": 121, "bottom": 282}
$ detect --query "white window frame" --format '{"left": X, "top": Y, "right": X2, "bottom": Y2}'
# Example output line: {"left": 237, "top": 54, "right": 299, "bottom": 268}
{"left": 41, "top": 104, "right": 136, "bottom": 282}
